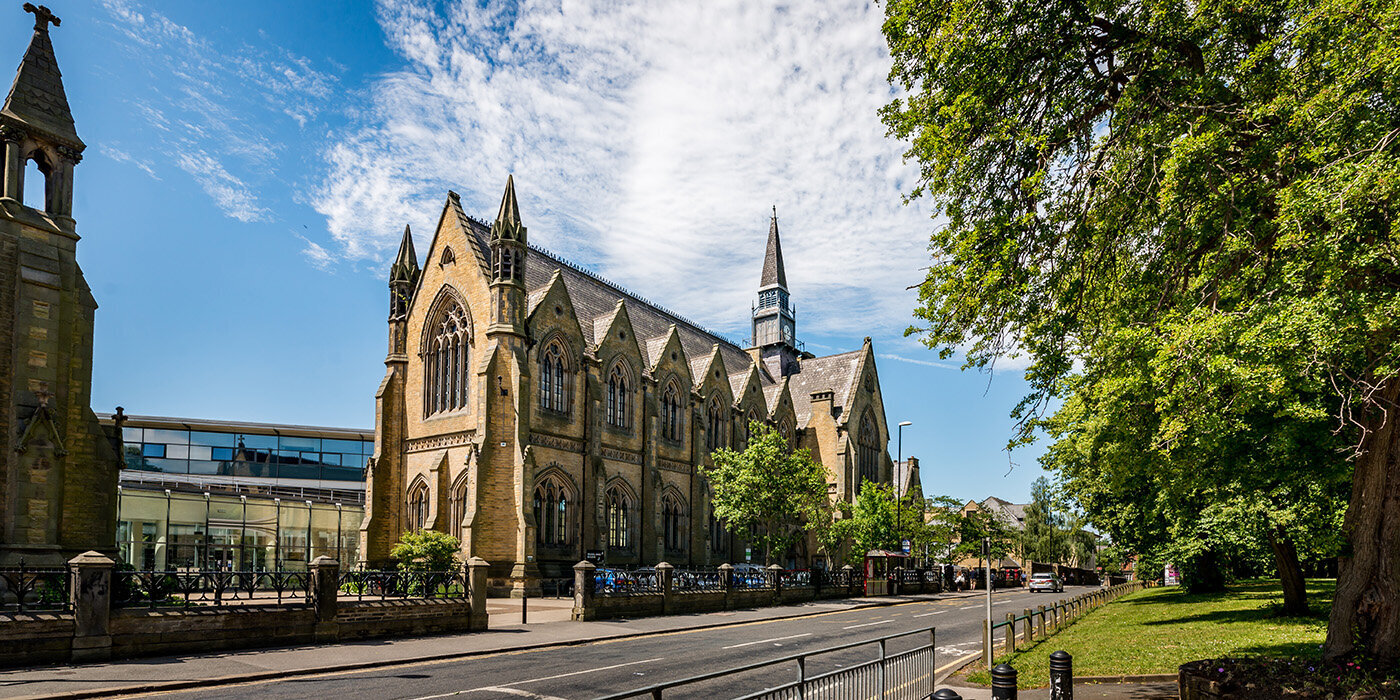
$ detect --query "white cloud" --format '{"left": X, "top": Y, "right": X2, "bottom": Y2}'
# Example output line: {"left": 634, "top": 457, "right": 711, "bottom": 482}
{"left": 878, "top": 353, "right": 960, "bottom": 371}
{"left": 98, "top": 145, "right": 160, "bottom": 180}
{"left": 315, "top": 0, "right": 936, "bottom": 339}
{"left": 97, "top": 0, "right": 338, "bottom": 224}
{"left": 298, "top": 235, "right": 335, "bottom": 270}
{"left": 174, "top": 152, "right": 270, "bottom": 223}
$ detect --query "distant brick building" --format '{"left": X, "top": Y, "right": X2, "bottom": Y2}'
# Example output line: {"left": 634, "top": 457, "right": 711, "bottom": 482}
{"left": 0, "top": 6, "right": 118, "bottom": 566}
{"left": 360, "top": 179, "right": 897, "bottom": 595}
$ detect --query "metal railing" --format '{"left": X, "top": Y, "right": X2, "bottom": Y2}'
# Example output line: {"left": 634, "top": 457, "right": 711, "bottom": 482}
{"left": 597, "top": 627, "right": 937, "bottom": 700}
{"left": 338, "top": 567, "right": 471, "bottom": 601}
{"left": 672, "top": 570, "right": 726, "bottom": 593}
{"left": 987, "top": 580, "right": 1147, "bottom": 660}
{"left": 0, "top": 563, "right": 70, "bottom": 613}
{"left": 113, "top": 569, "right": 311, "bottom": 609}
{"left": 594, "top": 569, "right": 662, "bottom": 595}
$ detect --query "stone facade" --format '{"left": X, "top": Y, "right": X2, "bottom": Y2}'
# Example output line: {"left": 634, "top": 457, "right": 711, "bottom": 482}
{"left": 0, "top": 6, "right": 118, "bottom": 566}
{"left": 361, "top": 177, "right": 896, "bottom": 596}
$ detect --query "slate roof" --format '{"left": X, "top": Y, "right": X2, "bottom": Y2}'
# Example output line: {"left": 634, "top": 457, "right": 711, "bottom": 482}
{"left": 1, "top": 22, "right": 81, "bottom": 148}
{"left": 786, "top": 349, "right": 862, "bottom": 426}
{"left": 894, "top": 458, "right": 921, "bottom": 498}
{"left": 446, "top": 194, "right": 864, "bottom": 425}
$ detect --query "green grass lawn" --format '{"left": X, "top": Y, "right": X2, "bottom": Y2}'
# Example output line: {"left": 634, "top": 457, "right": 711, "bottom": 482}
{"left": 966, "top": 580, "right": 1333, "bottom": 688}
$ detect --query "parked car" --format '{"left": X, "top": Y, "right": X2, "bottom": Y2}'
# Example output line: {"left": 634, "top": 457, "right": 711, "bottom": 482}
{"left": 1028, "top": 572, "right": 1064, "bottom": 593}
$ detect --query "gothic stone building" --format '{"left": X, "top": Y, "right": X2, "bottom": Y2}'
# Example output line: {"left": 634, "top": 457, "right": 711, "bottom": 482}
{"left": 0, "top": 6, "right": 118, "bottom": 566}
{"left": 359, "top": 177, "right": 895, "bottom": 595}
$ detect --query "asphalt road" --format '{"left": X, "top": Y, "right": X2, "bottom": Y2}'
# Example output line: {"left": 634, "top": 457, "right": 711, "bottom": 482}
{"left": 138, "top": 586, "right": 1090, "bottom": 700}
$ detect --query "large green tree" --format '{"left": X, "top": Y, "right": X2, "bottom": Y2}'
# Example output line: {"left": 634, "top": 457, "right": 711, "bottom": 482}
{"left": 882, "top": 0, "right": 1400, "bottom": 662}
{"left": 1020, "top": 477, "right": 1070, "bottom": 565}
{"left": 702, "top": 422, "right": 830, "bottom": 565}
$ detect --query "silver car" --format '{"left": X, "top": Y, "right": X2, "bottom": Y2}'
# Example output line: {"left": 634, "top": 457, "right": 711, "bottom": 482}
{"left": 1028, "top": 572, "right": 1064, "bottom": 593}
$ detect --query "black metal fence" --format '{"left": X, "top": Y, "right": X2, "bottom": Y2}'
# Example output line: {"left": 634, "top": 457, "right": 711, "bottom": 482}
{"left": 113, "top": 569, "right": 311, "bottom": 609}
{"left": 337, "top": 567, "right": 471, "bottom": 601}
{"left": 596, "top": 627, "right": 938, "bottom": 700}
{"left": 0, "top": 563, "right": 70, "bottom": 613}
{"left": 589, "top": 566, "right": 897, "bottom": 598}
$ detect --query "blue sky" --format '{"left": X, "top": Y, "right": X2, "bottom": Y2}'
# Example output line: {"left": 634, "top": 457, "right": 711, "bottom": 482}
{"left": 9, "top": 0, "right": 1055, "bottom": 505}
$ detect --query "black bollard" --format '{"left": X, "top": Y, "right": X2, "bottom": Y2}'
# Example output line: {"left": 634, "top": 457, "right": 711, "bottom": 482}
{"left": 1049, "top": 650, "right": 1073, "bottom": 700}
{"left": 991, "top": 663, "right": 1018, "bottom": 700}
{"left": 930, "top": 689, "right": 963, "bottom": 700}
{"left": 522, "top": 590, "right": 528, "bottom": 624}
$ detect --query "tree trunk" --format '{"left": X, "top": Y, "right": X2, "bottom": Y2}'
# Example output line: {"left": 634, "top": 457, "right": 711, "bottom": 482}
{"left": 1185, "top": 547, "right": 1226, "bottom": 593}
{"left": 1268, "top": 525, "right": 1308, "bottom": 615}
{"left": 1324, "top": 379, "right": 1400, "bottom": 663}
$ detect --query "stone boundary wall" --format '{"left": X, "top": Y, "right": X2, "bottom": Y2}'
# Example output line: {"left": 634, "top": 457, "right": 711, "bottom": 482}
{"left": 572, "top": 562, "right": 939, "bottom": 621}
{"left": 0, "top": 552, "right": 490, "bottom": 668}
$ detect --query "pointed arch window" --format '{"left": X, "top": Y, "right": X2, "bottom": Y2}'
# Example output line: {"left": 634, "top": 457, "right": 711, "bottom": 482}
{"left": 539, "top": 340, "right": 570, "bottom": 414}
{"left": 532, "top": 475, "right": 570, "bottom": 546}
{"left": 709, "top": 509, "right": 727, "bottom": 554}
{"left": 777, "top": 419, "right": 794, "bottom": 448}
{"left": 606, "top": 485, "right": 632, "bottom": 550}
{"left": 424, "top": 297, "right": 471, "bottom": 416}
{"left": 606, "top": 362, "right": 633, "bottom": 430}
{"left": 742, "top": 409, "right": 761, "bottom": 448}
{"left": 660, "top": 380, "right": 683, "bottom": 442}
{"left": 858, "top": 411, "right": 881, "bottom": 487}
{"left": 449, "top": 477, "right": 469, "bottom": 541}
{"left": 408, "top": 481, "right": 430, "bottom": 531}
{"left": 662, "top": 493, "right": 687, "bottom": 551}
{"left": 705, "top": 396, "right": 727, "bottom": 452}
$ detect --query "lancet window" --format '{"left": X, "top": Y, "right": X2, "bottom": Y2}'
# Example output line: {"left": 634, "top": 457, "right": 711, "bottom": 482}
{"left": 857, "top": 411, "right": 880, "bottom": 486}
{"left": 662, "top": 493, "right": 686, "bottom": 551}
{"left": 533, "top": 475, "right": 570, "bottom": 547}
{"left": 606, "top": 362, "right": 633, "bottom": 430}
{"left": 660, "top": 380, "right": 683, "bottom": 442}
{"left": 407, "top": 481, "right": 429, "bottom": 531}
{"left": 705, "top": 396, "right": 727, "bottom": 451}
{"left": 606, "top": 485, "right": 632, "bottom": 550}
{"left": 539, "top": 340, "right": 570, "bottom": 414}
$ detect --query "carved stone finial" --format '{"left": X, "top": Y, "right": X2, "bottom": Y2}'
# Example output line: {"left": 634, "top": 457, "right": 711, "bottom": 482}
{"left": 23, "top": 3, "right": 60, "bottom": 32}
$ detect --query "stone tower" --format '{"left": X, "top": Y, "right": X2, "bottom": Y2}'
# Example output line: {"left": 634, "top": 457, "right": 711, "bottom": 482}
{"left": 475, "top": 175, "right": 540, "bottom": 595}
{"left": 359, "top": 224, "right": 420, "bottom": 566}
{"left": 0, "top": 4, "right": 118, "bottom": 566}
{"left": 751, "top": 207, "right": 800, "bottom": 377}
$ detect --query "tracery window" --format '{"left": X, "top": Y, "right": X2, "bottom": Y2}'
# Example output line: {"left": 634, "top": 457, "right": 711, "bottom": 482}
{"left": 662, "top": 493, "right": 686, "bottom": 551}
{"left": 538, "top": 340, "right": 570, "bottom": 414}
{"left": 424, "top": 297, "right": 470, "bottom": 416}
{"left": 660, "top": 380, "right": 683, "bottom": 442}
{"left": 532, "top": 475, "right": 570, "bottom": 546}
{"left": 606, "top": 485, "right": 632, "bottom": 550}
{"left": 705, "top": 396, "right": 727, "bottom": 451}
{"left": 407, "top": 481, "right": 429, "bottom": 531}
{"left": 777, "top": 419, "right": 793, "bottom": 448}
{"left": 606, "top": 362, "right": 633, "bottom": 430}
{"left": 741, "top": 409, "right": 760, "bottom": 448}
{"left": 857, "top": 411, "right": 881, "bottom": 487}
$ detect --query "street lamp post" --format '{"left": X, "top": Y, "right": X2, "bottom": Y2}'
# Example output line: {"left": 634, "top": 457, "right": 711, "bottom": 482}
{"left": 895, "top": 420, "right": 912, "bottom": 536}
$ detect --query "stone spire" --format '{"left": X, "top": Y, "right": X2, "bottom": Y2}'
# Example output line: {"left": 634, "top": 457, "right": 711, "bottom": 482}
{"left": 490, "top": 174, "right": 525, "bottom": 243}
{"left": 760, "top": 205, "right": 787, "bottom": 290}
{"left": 389, "top": 224, "right": 419, "bottom": 283}
{"left": 2, "top": 3, "right": 81, "bottom": 148}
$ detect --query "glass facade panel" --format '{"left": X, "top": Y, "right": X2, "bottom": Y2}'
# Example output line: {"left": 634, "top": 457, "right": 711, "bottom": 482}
{"left": 278, "top": 435, "right": 320, "bottom": 452}
{"left": 190, "top": 431, "right": 238, "bottom": 447}
{"left": 187, "top": 445, "right": 212, "bottom": 460}
{"left": 166, "top": 444, "right": 190, "bottom": 459}
{"left": 144, "top": 429, "right": 189, "bottom": 445}
{"left": 321, "top": 438, "right": 365, "bottom": 454}
{"left": 142, "top": 458, "right": 187, "bottom": 474}
{"left": 187, "top": 459, "right": 222, "bottom": 475}
{"left": 238, "top": 433, "right": 277, "bottom": 450}
{"left": 211, "top": 446, "right": 234, "bottom": 461}
{"left": 141, "top": 443, "right": 165, "bottom": 458}
{"left": 121, "top": 427, "right": 142, "bottom": 442}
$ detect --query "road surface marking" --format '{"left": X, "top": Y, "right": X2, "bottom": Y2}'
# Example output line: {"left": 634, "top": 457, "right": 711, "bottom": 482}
{"left": 843, "top": 619, "right": 893, "bottom": 630}
{"left": 723, "top": 633, "right": 812, "bottom": 649}
{"left": 913, "top": 610, "right": 946, "bottom": 618}
{"left": 959, "top": 605, "right": 979, "bottom": 610}
{"left": 935, "top": 652, "right": 981, "bottom": 677}
{"left": 407, "top": 658, "right": 664, "bottom": 699}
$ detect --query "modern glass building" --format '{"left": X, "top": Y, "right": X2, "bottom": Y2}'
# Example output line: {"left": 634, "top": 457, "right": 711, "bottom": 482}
{"left": 98, "top": 414, "right": 371, "bottom": 572}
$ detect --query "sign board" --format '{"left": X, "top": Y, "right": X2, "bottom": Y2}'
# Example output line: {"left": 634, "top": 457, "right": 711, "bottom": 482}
{"left": 901, "top": 539, "right": 912, "bottom": 554}
{"left": 1164, "top": 564, "right": 1180, "bottom": 586}
{"left": 585, "top": 550, "right": 604, "bottom": 564}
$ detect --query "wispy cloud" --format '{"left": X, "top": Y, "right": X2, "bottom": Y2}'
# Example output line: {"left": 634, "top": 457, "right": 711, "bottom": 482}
{"left": 96, "top": 0, "right": 338, "bottom": 223}
{"left": 315, "top": 0, "right": 935, "bottom": 339}
{"left": 878, "top": 353, "right": 960, "bottom": 370}
{"left": 174, "top": 152, "right": 270, "bottom": 223}
{"left": 99, "top": 144, "right": 160, "bottom": 180}
{"left": 298, "top": 235, "right": 335, "bottom": 270}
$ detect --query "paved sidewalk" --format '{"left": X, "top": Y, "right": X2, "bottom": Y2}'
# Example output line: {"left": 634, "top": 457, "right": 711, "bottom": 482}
{"left": 940, "top": 680, "right": 1178, "bottom": 699}
{"left": 0, "top": 591, "right": 977, "bottom": 700}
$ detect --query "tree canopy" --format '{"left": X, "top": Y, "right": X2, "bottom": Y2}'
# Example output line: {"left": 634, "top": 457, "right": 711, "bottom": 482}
{"left": 882, "top": 0, "right": 1400, "bottom": 662}
{"left": 702, "top": 422, "right": 830, "bottom": 565}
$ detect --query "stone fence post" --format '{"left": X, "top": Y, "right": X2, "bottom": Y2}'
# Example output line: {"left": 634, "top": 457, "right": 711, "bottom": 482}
{"left": 572, "top": 560, "right": 595, "bottom": 621}
{"left": 468, "top": 557, "right": 490, "bottom": 630}
{"left": 718, "top": 563, "right": 733, "bottom": 609}
{"left": 657, "top": 562, "right": 674, "bottom": 614}
{"left": 892, "top": 566, "right": 903, "bottom": 596}
{"left": 69, "top": 551, "right": 113, "bottom": 662}
{"left": 842, "top": 565, "right": 855, "bottom": 596}
{"left": 308, "top": 556, "right": 340, "bottom": 642}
